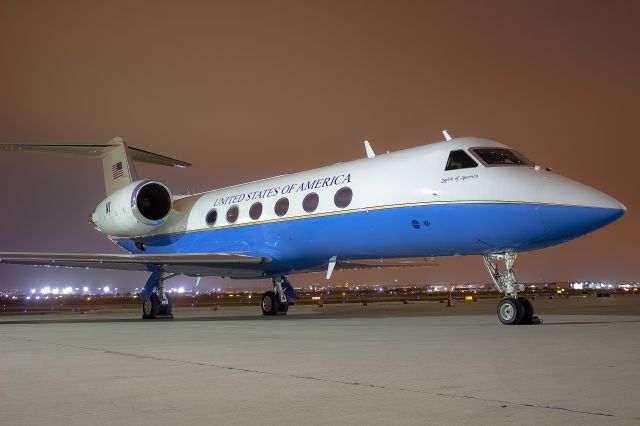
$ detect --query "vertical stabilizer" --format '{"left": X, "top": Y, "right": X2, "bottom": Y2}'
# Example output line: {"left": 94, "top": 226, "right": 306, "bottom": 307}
{"left": 100, "top": 137, "right": 137, "bottom": 195}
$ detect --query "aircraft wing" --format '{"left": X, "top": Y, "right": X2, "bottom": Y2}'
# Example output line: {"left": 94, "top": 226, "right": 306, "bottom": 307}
{"left": 336, "top": 257, "right": 438, "bottom": 270}
{"left": 0, "top": 252, "right": 270, "bottom": 278}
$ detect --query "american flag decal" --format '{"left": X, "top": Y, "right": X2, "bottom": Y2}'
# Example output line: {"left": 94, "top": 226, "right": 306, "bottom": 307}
{"left": 112, "top": 162, "right": 124, "bottom": 179}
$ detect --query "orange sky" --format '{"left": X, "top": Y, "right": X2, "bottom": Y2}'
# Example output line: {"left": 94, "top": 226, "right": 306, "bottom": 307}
{"left": 1, "top": 0, "right": 638, "bottom": 290}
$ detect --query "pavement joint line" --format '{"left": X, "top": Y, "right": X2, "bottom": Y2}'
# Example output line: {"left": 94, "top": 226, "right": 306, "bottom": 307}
{"left": 0, "top": 334, "right": 631, "bottom": 421}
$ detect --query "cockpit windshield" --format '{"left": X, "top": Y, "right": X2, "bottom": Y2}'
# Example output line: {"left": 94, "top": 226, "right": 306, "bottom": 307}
{"left": 470, "top": 148, "right": 534, "bottom": 167}
{"left": 445, "top": 150, "right": 478, "bottom": 171}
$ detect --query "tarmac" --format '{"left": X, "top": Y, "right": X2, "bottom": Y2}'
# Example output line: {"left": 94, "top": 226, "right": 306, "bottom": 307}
{"left": 1, "top": 297, "right": 639, "bottom": 425}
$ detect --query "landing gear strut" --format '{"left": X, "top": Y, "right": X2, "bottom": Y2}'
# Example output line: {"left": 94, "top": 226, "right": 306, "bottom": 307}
{"left": 141, "top": 271, "right": 174, "bottom": 320}
{"left": 483, "top": 253, "right": 540, "bottom": 325}
{"left": 261, "top": 276, "right": 297, "bottom": 316}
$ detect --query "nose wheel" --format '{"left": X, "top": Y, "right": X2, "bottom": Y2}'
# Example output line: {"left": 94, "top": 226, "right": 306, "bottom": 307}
{"left": 497, "top": 297, "right": 534, "bottom": 325}
{"left": 484, "top": 253, "right": 541, "bottom": 325}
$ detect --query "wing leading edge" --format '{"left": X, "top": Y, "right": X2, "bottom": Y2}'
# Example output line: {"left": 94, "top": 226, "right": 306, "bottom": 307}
{"left": 0, "top": 252, "right": 271, "bottom": 278}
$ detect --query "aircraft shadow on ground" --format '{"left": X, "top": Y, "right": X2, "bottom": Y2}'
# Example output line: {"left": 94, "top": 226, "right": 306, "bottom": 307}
{"left": 2, "top": 314, "right": 640, "bottom": 326}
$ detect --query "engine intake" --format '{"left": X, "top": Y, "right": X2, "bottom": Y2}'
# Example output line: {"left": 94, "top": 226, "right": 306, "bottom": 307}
{"left": 133, "top": 181, "right": 172, "bottom": 224}
{"left": 92, "top": 180, "right": 173, "bottom": 237}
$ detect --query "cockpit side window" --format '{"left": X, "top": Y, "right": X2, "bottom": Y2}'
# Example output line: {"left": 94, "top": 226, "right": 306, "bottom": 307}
{"left": 445, "top": 150, "right": 478, "bottom": 171}
{"left": 471, "top": 148, "right": 533, "bottom": 166}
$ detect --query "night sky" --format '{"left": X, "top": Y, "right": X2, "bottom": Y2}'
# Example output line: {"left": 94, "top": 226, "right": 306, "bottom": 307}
{"left": 1, "top": 0, "right": 638, "bottom": 291}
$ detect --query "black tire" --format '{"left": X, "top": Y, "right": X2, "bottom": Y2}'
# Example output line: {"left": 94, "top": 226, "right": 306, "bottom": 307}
{"left": 142, "top": 293, "right": 160, "bottom": 319}
{"left": 159, "top": 294, "right": 173, "bottom": 316}
{"left": 278, "top": 300, "right": 289, "bottom": 314}
{"left": 261, "top": 291, "right": 278, "bottom": 316}
{"left": 517, "top": 297, "right": 534, "bottom": 324}
{"left": 497, "top": 297, "right": 525, "bottom": 325}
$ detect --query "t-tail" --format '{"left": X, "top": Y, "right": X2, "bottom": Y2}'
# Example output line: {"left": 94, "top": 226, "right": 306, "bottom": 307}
{"left": 0, "top": 137, "right": 190, "bottom": 196}
{"left": 0, "top": 138, "right": 191, "bottom": 237}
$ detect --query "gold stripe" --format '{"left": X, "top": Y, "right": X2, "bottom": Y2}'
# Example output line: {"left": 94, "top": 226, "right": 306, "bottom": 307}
{"left": 114, "top": 200, "right": 599, "bottom": 241}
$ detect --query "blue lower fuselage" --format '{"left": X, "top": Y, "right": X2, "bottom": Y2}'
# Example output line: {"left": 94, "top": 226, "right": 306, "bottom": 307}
{"left": 114, "top": 202, "right": 624, "bottom": 278}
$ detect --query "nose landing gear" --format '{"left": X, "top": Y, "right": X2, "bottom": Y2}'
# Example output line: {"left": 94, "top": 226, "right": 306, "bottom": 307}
{"left": 483, "top": 253, "right": 541, "bottom": 325}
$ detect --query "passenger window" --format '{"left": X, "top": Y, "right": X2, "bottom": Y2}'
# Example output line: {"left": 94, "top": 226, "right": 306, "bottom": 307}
{"left": 302, "top": 193, "right": 319, "bottom": 213}
{"left": 334, "top": 187, "right": 353, "bottom": 209}
{"left": 226, "top": 205, "right": 239, "bottom": 223}
{"left": 274, "top": 197, "right": 289, "bottom": 217}
{"left": 206, "top": 209, "right": 218, "bottom": 226}
{"left": 445, "top": 150, "right": 478, "bottom": 171}
{"left": 471, "top": 148, "right": 533, "bottom": 166}
{"left": 249, "top": 202, "right": 263, "bottom": 220}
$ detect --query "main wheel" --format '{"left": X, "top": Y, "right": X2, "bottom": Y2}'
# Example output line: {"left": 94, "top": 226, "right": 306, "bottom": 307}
{"left": 517, "top": 297, "right": 534, "bottom": 324}
{"left": 142, "top": 293, "right": 160, "bottom": 319}
{"left": 261, "top": 291, "right": 278, "bottom": 316}
{"left": 497, "top": 297, "right": 525, "bottom": 325}
{"left": 278, "top": 300, "right": 289, "bottom": 314}
{"left": 159, "top": 294, "right": 173, "bottom": 316}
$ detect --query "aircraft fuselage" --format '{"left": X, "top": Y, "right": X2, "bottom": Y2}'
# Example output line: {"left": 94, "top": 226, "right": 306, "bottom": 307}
{"left": 99, "top": 137, "right": 624, "bottom": 278}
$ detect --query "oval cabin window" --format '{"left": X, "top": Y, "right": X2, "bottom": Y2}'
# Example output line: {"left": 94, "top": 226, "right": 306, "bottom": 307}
{"left": 302, "top": 192, "right": 319, "bottom": 213}
{"left": 249, "top": 202, "right": 263, "bottom": 220}
{"left": 274, "top": 197, "right": 289, "bottom": 217}
{"left": 226, "top": 205, "right": 239, "bottom": 223}
{"left": 206, "top": 209, "right": 218, "bottom": 226}
{"left": 334, "top": 187, "right": 353, "bottom": 209}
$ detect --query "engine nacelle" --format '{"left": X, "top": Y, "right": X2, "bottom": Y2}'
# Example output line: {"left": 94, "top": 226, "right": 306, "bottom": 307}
{"left": 91, "top": 180, "right": 172, "bottom": 237}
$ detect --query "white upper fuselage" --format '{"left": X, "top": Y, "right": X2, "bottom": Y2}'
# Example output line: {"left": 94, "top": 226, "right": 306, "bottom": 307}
{"left": 94, "top": 137, "right": 623, "bottom": 237}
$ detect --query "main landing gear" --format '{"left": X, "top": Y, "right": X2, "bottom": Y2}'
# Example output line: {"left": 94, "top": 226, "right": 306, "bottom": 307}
{"left": 141, "top": 271, "right": 174, "bottom": 320}
{"left": 483, "top": 253, "right": 541, "bottom": 325}
{"left": 261, "top": 276, "right": 298, "bottom": 316}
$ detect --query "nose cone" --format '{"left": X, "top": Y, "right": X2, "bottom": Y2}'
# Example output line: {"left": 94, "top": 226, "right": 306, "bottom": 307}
{"left": 538, "top": 172, "right": 625, "bottom": 242}
{"left": 591, "top": 192, "right": 626, "bottom": 221}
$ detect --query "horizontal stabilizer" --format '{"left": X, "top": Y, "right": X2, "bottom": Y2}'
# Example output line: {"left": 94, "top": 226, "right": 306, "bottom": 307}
{"left": 0, "top": 143, "right": 191, "bottom": 168}
{"left": 1, "top": 137, "right": 190, "bottom": 195}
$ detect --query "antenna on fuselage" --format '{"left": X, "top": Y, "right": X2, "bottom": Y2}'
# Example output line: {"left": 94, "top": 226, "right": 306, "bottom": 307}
{"left": 442, "top": 130, "right": 452, "bottom": 141}
{"left": 364, "top": 140, "right": 375, "bottom": 158}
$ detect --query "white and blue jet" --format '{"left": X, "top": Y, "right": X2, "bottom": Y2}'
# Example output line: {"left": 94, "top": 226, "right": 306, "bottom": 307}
{"left": 0, "top": 132, "right": 625, "bottom": 324}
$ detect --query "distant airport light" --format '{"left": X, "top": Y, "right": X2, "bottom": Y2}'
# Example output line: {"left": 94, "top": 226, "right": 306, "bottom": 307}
{"left": 30, "top": 289, "right": 36, "bottom": 294}
{"left": 62, "top": 287, "right": 73, "bottom": 295}
{"left": 103, "top": 286, "right": 110, "bottom": 293}
{"left": 52, "top": 288, "right": 60, "bottom": 295}
{"left": 82, "top": 286, "right": 89, "bottom": 293}
{"left": 178, "top": 287, "right": 185, "bottom": 294}
{"left": 41, "top": 286, "right": 50, "bottom": 294}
